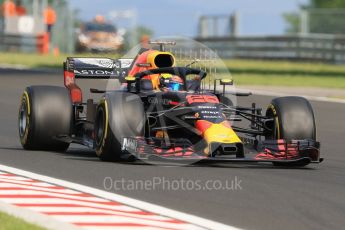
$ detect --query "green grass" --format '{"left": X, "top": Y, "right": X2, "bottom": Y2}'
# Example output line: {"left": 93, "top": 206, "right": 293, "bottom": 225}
{"left": 217, "top": 59, "right": 345, "bottom": 88}
{"left": 200, "top": 59, "right": 345, "bottom": 88}
{"left": 224, "top": 59, "right": 345, "bottom": 75}
{"left": 0, "top": 52, "right": 67, "bottom": 69}
{"left": 0, "top": 211, "right": 46, "bottom": 230}
{"left": 232, "top": 73, "right": 345, "bottom": 88}
{"left": 0, "top": 52, "right": 117, "bottom": 69}
{"left": 1, "top": 52, "right": 345, "bottom": 88}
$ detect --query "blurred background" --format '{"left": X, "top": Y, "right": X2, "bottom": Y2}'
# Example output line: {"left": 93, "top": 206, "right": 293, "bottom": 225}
{"left": 1, "top": 0, "right": 345, "bottom": 59}
{"left": 1, "top": 0, "right": 345, "bottom": 92}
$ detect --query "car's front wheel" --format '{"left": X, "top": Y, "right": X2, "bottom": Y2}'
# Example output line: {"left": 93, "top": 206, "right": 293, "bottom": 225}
{"left": 265, "top": 96, "right": 316, "bottom": 166}
{"left": 94, "top": 92, "right": 145, "bottom": 162}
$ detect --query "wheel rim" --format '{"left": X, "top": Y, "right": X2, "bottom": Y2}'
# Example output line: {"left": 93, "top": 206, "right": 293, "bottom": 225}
{"left": 95, "top": 107, "right": 105, "bottom": 146}
{"left": 19, "top": 100, "right": 27, "bottom": 137}
{"left": 265, "top": 108, "right": 278, "bottom": 140}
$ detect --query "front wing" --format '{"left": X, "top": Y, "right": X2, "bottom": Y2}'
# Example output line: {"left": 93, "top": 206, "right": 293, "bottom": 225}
{"left": 121, "top": 137, "right": 322, "bottom": 166}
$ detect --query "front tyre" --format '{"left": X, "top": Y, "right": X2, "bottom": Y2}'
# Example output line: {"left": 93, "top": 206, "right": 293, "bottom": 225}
{"left": 265, "top": 96, "right": 316, "bottom": 141}
{"left": 94, "top": 93, "right": 145, "bottom": 162}
{"left": 265, "top": 96, "right": 316, "bottom": 167}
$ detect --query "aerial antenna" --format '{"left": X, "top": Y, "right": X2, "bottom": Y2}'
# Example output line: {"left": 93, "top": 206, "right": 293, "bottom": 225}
{"left": 149, "top": 40, "right": 176, "bottom": 51}
{"left": 186, "top": 59, "right": 200, "bottom": 67}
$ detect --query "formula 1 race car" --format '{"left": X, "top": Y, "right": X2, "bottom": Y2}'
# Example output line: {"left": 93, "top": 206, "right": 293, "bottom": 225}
{"left": 18, "top": 41, "right": 323, "bottom": 167}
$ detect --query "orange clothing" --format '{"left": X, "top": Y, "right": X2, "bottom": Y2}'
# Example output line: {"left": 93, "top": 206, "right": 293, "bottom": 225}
{"left": 44, "top": 7, "right": 56, "bottom": 25}
{"left": 16, "top": 5, "right": 26, "bottom": 16}
{"left": 2, "top": 0, "right": 16, "bottom": 17}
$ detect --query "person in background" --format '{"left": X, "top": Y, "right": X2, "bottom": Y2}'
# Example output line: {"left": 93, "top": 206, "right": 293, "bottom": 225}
{"left": 94, "top": 15, "right": 105, "bottom": 24}
{"left": 43, "top": 4, "right": 57, "bottom": 53}
{"left": 15, "top": 0, "right": 26, "bottom": 16}
{"left": 1, "top": 0, "right": 16, "bottom": 17}
{"left": 43, "top": 3, "right": 56, "bottom": 34}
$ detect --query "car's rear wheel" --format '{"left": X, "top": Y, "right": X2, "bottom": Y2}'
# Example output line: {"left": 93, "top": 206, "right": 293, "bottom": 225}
{"left": 19, "top": 86, "right": 72, "bottom": 151}
{"left": 265, "top": 96, "right": 316, "bottom": 166}
{"left": 94, "top": 92, "right": 145, "bottom": 162}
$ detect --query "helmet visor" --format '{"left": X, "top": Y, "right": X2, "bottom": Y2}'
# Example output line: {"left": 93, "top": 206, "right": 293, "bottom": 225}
{"left": 167, "top": 82, "right": 181, "bottom": 91}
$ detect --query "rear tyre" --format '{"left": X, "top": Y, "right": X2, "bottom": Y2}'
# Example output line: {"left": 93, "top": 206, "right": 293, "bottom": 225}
{"left": 94, "top": 92, "right": 145, "bottom": 162}
{"left": 19, "top": 86, "right": 72, "bottom": 151}
{"left": 265, "top": 96, "right": 316, "bottom": 166}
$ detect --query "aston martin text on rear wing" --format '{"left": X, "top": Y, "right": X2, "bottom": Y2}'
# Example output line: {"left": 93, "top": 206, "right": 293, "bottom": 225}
{"left": 64, "top": 57, "right": 133, "bottom": 79}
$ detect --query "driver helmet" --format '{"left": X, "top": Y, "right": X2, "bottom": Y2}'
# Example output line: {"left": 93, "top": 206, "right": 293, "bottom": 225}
{"left": 166, "top": 75, "right": 183, "bottom": 91}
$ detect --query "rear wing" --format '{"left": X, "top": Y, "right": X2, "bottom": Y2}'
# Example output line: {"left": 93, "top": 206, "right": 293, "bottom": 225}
{"left": 63, "top": 57, "right": 133, "bottom": 103}
{"left": 64, "top": 57, "right": 133, "bottom": 79}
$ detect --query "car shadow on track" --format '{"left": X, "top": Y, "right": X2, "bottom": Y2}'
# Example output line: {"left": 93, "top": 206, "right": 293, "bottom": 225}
{"left": 0, "top": 146, "right": 24, "bottom": 151}
{"left": 62, "top": 150, "right": 317, "bottom": 170}
{"left": 57, "top": 148, "right": 99, "bottom": 161}
{"left": 2, "top": 146, "right": 315, "bottom": 170}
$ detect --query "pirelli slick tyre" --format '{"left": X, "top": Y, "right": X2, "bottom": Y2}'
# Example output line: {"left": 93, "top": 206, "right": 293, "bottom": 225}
{"left": 265, "top": 97, "right": 316, "bottom": 167}
{"left": 19, "top": 86, "right": 72, "bottom": 151}
{"left": 265, "top": 96, "right": 316, "bottom": 141}
{"left": 94, "top": 92, "right": 145, "bottom": 162}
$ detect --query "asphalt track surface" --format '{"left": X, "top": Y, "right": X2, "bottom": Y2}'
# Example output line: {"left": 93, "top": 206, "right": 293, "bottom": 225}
{"left": 0, "top": 69, "right": 344, "bottom": 230}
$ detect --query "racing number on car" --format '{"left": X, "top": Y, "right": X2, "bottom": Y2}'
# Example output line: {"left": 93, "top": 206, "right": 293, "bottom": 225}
{"left": 186, "top": 95, "right": 219, "bottom": 104}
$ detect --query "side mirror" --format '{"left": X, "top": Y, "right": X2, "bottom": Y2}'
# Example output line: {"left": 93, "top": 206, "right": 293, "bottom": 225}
{"left": 213, "top": 78, "right": 234, "bottom": 95}
{"left": 125, "top": 76, "right": 136, "bottom": 92}
{"left": 220, "top": 79, "right": 233, "bottom": 86}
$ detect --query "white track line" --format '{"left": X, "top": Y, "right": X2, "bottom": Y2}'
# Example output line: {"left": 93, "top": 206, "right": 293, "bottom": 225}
{"left": 0, "top": 190, "right": 109, "bottom": 201}
{"left": 0, "top": 164, "right": 240, "bottom": 230}
{"left": 0, "top": 182, "right": 84, "bottom": 194}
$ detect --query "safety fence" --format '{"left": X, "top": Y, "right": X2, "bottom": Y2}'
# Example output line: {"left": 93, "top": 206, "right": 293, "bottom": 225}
{"left": 196, "top": 34, "right": 345, "bottom": 63}
{"left": 0, "top": 33, "right": 48, "bottom": 53}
